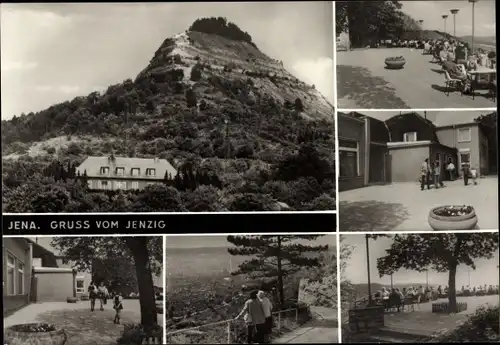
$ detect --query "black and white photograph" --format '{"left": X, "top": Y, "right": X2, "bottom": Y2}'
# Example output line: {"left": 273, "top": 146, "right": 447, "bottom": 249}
{"left": 3, "top": 236, "right": 164, "bottom": 345}
{"left": 165, "top": 235, "right": 338, "bottom": 344}
{"left": 1, "top": 2, "right": 336, "bottom": 213}
{"left": 336, "top": 0, "right": 497, "bottom": 109}
{"left": 338, "top": 110, "right": 498, "bottom": 231}
{"left": 340, "top": 233, "right": 499, "bottom": 343}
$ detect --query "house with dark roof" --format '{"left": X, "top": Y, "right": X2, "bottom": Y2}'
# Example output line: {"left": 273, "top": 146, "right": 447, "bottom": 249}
{"left": 338, "top": 111, "right": 494, "bottom": 191}
{"left": 76, "top": 155, "right": 177, "bottom": 191}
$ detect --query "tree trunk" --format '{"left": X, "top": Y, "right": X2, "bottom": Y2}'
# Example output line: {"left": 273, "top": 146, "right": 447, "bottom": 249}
{"left": 126, "top": 237, "right": 158, "bottom": 329}
{"left": 447, "top": 262, "right": 458, "bottom": 313}
{"left": 277, "top": 236, "right": 285, "bottom": 308}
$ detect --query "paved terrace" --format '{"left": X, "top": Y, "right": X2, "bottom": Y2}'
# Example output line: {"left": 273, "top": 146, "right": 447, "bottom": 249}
{"left": 337, "top": 48, "right": 496, "bottom": 109}
{"left": 273, "top": 306, "right": 338, "bottom": 344}
{"left": 4, "top": 300, "right": 164, "bottom": 345}
{"left": 383, "top": 294, "right": 499, "bottom": 336}
{"left": 339, "top": 178, "right": 498, "bottom": 231}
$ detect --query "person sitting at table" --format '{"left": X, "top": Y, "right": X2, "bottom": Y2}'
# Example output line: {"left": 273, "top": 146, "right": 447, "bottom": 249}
{"left": 442, "top": 60, "right": 470, "bottom": 92}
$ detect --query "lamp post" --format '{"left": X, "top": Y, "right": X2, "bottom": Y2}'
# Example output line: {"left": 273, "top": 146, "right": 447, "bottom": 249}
{"left": 418, "top": 20, "right": 424, "bottom": 41}
{"left": 365, "top": 235, "right": 372, "bottom": 306}
{"left": 390, "top": 274, "right": 394, "bottom": 289}
{"left": 450, "top": 9, "right": 460, "bottom": 37}
{"left": 442, "top": 15, "right": 449, "bottom": 36}
{"left": 469, "top": 0, "right": 479, "bottom": 54}
{"left": 426, "top": 270, "right": 429, "bottom": 288}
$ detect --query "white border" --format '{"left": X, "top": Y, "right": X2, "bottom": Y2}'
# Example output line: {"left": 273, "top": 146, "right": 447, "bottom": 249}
{"left": 2, "top": 211, "right": 336, "bottom": 215}
{"left": 338, "top": 108, "right": 498, "bottom": 112}
{"left": 162, "top": 235, "right": 167, "bottom": 343}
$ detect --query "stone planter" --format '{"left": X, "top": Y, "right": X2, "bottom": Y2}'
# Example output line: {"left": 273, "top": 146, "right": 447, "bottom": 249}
{"left": 4, "top": 323, "right": 67, "bottom": 345}
{"left": 432, "top": 302, "right": 467, "bottom": 313}
{"left": 348, "top": 306, "right": 384, "bottom": 332}
{"left": 66, "top": 297, "right": 77, "bottom": 303}
{"left": 385, "top": 57, "right": 406, "bottom": 69}
{"left": 428, "top": 205, "right": 478, "bottom": 230}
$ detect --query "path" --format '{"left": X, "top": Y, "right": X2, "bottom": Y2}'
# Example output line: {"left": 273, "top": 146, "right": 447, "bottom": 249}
{"left": 4, "top": 300, "right": 164, "bottom": 345}
{"left": 273, "top": 306, "right": 338, "bottom": 344}
{"left": 339, "top": 178, "right": 498, "bottom": 231}
{"left": 337, "top": 48, "right": 495, "bottom": 109}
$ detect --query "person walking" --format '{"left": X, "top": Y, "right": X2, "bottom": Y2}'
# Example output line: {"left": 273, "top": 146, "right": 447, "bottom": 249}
{"left": 257, "top": 291, "right": 273, "bottom": 343}
{"left": 97, "top": 282, "right": 109, "bottom": 311}
{"left": 433, "top": 161, "right": 444, "bottom": 189}
{"left": 113, "top": 292, "right": 124, "bottom": 324}
{"left": 471, "top": 165, "right": 479, "bottom": 185}
{"left": 88, "top": 281, "right": 98, "bottom": 312}
{"left": 462, "top": 163, "right": 470, "bottom": 186}
{"left": 236, "top": 290, "right": 267, "bottom": 344}
{"left": 446, "top": 160, "right": 456, "bottom": 181}
{"left": 420, "top": 159, "right": 431, "bottom": 190}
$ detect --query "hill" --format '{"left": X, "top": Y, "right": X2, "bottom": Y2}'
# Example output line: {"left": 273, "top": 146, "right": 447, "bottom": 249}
{"left": 1, "top": 17, "right": 336, "bottom": 213}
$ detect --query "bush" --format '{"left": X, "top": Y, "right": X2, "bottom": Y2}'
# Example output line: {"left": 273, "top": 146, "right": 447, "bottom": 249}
{"left": 46, "top": 147, "right": 56, "bottom": 154}
{"left": 117, "top": 324, "right": 163, "bottom": 345}
{"left": 428, "top": 305, "right": 499, "bottom": 342}
{"left": 190, "top": 64, "right": 203, "bottom": 81}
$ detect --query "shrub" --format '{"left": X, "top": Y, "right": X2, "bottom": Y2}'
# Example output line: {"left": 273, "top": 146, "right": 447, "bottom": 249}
{"left": 117, "top": 324, "right": 163, "bottom": 345}
{"left": 294, "top": 98, "right": 304, "bottom": 112}
{"left": 428, "top": 305, "right": 499, "bottom": 342}
{"left": 190, "top": 64, "right": 202, "bottom": 81}
{"left": 46, "top": 147, "right": 56, "bottom": 154}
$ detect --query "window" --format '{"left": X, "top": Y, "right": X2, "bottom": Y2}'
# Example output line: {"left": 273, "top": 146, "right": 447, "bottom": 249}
{"left": 17, "top": 262, "right": 24, "bottom": 295}
{"left": 76, "top": 277, "right": 85, "bottom": 293}
{"left": 457, "top": 128, "right": 471, "bottom": 142}
{"left": 460, "top": 152, "right": 471, "bottom": 166}
{"left": 100, "top": 167, "right": 110, "bottom": 175}
{"left": 339, "top": 139, "right": 359, "bottom": 177}
{"left": 115, "top": 181, "right": 127, "bottom": 190}
{"left": 7, "top": 253, "right": 15, "bottom": 295}
{"left": 115, "top": 167, "right": 125, "bottom": 176}
{"left": 403, "top": 132, "right": 417, "bottom": 142}
{"left": 98, "top": 181, "right": 109, "bottom": 189}
{"left": 131, "top": 182, "right": 139, "bottom": 189}
{"left": 131, "top": 168, "right": 140, "bottom": 177}
{"left": 146, "top": 168, "right": 156, "bottom": 177}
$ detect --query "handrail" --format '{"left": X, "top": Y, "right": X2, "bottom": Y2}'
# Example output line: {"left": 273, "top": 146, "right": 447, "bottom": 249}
{"left": 165, "top": 306, "right": 306, "bottom": 343}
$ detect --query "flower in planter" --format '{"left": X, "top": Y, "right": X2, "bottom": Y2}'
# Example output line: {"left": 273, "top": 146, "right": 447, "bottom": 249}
{"left": 11, "top": 323, "right": 56, "bottom": 332}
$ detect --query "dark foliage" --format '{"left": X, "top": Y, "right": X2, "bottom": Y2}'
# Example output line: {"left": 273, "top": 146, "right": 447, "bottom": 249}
{"left": 189, "top": 17, "right": 255, "bottom": 47}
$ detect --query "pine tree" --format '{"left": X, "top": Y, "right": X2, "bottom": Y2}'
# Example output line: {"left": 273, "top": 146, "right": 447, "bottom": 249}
{"left": 173, "top": 172, "right": 183, "bottom": 190}
{"left": 226, "top": 235, "right": 327, "bottom": 307}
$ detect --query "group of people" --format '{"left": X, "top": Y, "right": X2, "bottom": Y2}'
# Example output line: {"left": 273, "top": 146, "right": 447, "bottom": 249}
{"left": 429, "top": 39, "right": 496, "bottom": 95}
{"left": 88, "top": 281, "right": 124, "bottom": 324}
{"left": 235, "top": 290, "right": 274, "bottom": 344}
{"left": 460, "top": 284, "right": 500, "bottom": 296}
{"left": 373, "top": 285, "right": 450, "bottom": 309}
{"left": 420, "top": 158, "right": 478, "bottom": 190}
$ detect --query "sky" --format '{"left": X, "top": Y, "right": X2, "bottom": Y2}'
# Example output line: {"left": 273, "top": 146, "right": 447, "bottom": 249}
{"left": 342, "top": 234, "right": 500, "bottom": 287}
{"left": 166, "top": 235, "right": 337, "bottom": 249}
{"left": 400, "top": 0, "right": 496, "bottom": 37}
{"left": 0, "top": 2, "right": 333, "bottom": 120}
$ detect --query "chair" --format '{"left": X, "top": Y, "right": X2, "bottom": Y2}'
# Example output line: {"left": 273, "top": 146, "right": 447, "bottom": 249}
{"left": 444, "top": 71, "right": 463, "bottom": 96}
{"left": 490, "top": 80, "right": 497, "bottom": 103}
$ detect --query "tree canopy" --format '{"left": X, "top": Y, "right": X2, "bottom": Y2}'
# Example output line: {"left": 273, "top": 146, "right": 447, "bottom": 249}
{"left": 376, "top": 233, "right": 499, "bottom": 312}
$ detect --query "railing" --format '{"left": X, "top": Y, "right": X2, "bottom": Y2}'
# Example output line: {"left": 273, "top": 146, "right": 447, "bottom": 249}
{"left": 165, "top": 306, "right": 307, "bottom": 344}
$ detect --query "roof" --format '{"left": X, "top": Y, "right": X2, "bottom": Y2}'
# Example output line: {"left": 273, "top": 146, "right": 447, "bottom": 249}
{"left": 76, "top": 156, "right": 177, "bottom": 180}
{"left": 433, "top": 111, "right": 484, "bottom": 128}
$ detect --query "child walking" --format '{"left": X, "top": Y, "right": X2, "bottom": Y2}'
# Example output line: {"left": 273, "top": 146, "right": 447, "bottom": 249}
{"left": 113, "top": 292, "right": 124, "bottom": 324}
{"left": 471, "top": 165, "right": 479, "bottom": 185}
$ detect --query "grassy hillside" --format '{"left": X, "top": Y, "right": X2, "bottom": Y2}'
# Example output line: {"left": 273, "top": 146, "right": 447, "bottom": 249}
{"left": 1, "top": 18, "right": 336, "bottom": 213}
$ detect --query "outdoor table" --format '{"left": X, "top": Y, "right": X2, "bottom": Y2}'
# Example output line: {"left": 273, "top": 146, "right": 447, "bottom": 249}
{"left": 467, "top": 67, "right": 496, "bottom": 100}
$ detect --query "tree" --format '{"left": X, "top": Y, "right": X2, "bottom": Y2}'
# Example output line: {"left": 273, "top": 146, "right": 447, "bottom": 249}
{"left": 186, "top": 88, "right": 197, "bottom": 108}
{"left": 294, "top": 98, "right": 304, "bottom": 112}
{"left": 51, "top": 236, "right": 162, "bottom": 329}
{"left": 226, "top": 235, "right": 328, "bottom": 306}
{"left": 133, "top": 184, "right": 185, "bottom": 212}
{"left": 376, "top": 233, "right": 499, "bottom": 312}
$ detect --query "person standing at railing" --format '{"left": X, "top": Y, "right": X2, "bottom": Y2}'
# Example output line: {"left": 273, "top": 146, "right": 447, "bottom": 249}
{"left": 235, "top": 290, "right": 266, "bottom": 344}
{"left": 257, "top": 291, "right": 273, "bottom": 343}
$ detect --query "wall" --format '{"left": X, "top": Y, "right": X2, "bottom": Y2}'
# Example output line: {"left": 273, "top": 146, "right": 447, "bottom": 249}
{"left": 338, "top": 114, "right": 366, "bottom": 191}
{"left": 436, "top": 124, "right": 480, "bottom": 176}
{"left": 388, "top": 144, "right": 429, "bottom": 182}
{"left": 3, "top": 238, "right": 32, "bottom": 315}
{"left": 56, "top": 258, "right": 91, "bottom": 298}
{"left": 33, "top": 269, "right": 75, "bottom": 302}
{"left": 369, "top": 144, "right": 388, "bottom": 183}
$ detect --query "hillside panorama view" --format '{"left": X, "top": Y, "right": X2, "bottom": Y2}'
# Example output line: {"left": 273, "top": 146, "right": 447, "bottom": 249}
{"left": 1, "top": 2, "right": 336, "bottom": 213}
{"left": 166, "top": 235, "right": 338, "bottom": 344}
